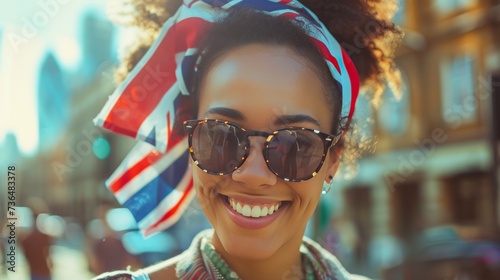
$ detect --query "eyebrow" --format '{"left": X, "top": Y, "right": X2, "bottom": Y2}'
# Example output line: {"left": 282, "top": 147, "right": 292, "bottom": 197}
{"left": 204, "top": 107, "right": 321, "bottom": 127}
{"left": 274, "top": 114, "right": 321, "bottom": 127}
{"left": 203, "top": 107, "right": 246, "bottom": 121}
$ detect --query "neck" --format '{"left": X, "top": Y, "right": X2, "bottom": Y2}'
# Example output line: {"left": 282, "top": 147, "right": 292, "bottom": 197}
{"left": 211, "top": 231, "right": 305, "bottom": 280}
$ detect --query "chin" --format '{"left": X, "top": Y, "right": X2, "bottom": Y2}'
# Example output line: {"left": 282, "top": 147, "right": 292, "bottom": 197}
{"left": 218, "top": 231, "right": 282, "bottom": 261}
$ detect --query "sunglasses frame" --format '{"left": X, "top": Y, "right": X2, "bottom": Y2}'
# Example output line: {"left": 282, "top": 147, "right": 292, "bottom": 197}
{"left": 183, "top": 119, "right": 342, "bottom": 182}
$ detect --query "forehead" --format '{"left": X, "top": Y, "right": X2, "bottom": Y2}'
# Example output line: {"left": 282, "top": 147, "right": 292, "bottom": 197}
{"left": 197, "top": 44, "right": 333, "bottom": 130}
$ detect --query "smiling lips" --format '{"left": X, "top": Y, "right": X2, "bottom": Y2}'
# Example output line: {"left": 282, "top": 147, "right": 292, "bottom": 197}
{"left": 228, "top": 197, "right": 282, "bottom": 218}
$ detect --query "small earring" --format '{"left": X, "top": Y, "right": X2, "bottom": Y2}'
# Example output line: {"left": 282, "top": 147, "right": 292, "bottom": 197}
{"left": 236, "top": 169, "right": 242, "bottom": 173}
{"left": 322, "top": 175, "right": 334, "bottom": 195}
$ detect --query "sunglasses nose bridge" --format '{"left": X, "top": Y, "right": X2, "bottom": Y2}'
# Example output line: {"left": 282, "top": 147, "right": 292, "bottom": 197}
{"left": 242, "top": 130, "right": 271, "bottom": 147}
{"left": 233, "top": 145, "right": 278, "bottom": 186}
{"left": 238, "top": 130, "right": 272, "bottom": 162}
{"left": 243, "top": 129, "right": 271, "bottom": 138}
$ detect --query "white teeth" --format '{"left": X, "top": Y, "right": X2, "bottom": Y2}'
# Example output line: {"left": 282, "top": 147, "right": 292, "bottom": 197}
{"left": 228, "top": 197, "right": 281, "bottom": 218}
{"left": 261, "top": 207, "right": 268, "bottom": 216}
{"left": 242, "top": 205, "right": 251, "bottom": 217}
{"left": 251, "top": 206, "right": 260, "bottom": 218}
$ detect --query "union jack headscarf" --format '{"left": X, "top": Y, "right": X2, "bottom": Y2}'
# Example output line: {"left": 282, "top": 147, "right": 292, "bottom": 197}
{"left": 94, "top": 0, "right": 359, "bottom": 236}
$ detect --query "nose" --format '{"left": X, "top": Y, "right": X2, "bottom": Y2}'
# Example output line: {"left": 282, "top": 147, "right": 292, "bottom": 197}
{"left": 232, "top": 136, "right": 277, "bottom": 187}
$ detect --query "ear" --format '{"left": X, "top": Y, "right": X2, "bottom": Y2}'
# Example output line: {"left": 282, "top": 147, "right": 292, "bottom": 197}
{"left": 324, "top": 145, "right": 343, "bottom": 182}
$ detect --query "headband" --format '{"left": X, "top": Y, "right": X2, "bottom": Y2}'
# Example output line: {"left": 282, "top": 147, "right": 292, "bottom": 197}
{"left": 94, "top": 0, "right": 359, "bottom": 236}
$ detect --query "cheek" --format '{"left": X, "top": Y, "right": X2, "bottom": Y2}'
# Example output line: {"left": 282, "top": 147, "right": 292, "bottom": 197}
{"left": 291, "top": 178, "right": 323, "bottom": 208}
{"left": 192, "top": 169, "right": 228, "bottom": 209}
{"left": 193, "top": 171, "right": 215, "bottom": 200}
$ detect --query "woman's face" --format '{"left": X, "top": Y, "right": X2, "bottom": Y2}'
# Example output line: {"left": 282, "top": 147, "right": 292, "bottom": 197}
{"left": 194, "top": 44, "right": 340, "bottom": 260}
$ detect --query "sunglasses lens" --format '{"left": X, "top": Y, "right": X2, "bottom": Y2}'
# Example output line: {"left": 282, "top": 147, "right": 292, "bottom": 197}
{"left": 191, "top": 121, "right": 247, "bottom": 173}
{"left": 267, "top": 130, "right": 325, "bottom": 180}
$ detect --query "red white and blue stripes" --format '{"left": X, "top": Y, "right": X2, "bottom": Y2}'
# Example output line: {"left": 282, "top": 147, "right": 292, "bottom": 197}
{"left": 94, "top": 0, "right": 359, "bottom": 236}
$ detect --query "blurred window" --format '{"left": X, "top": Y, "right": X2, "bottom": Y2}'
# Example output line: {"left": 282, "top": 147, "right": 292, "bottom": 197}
{"left": 378, "top": 71, "right": 410, "bottom": 135}
{"left": 344, "top": 187, "right": 373, "bottom": 262}
{"left": 389, "top": 181, "right": 423, "bottom": 240}
{"left": 440, "top": 54, "right": 477, "bottom": 125}
{"left": 433, "top": 0, "right": 476, "bottom": 14}
{"left": 441, "top": 171, "right": 495, "bottom": 226}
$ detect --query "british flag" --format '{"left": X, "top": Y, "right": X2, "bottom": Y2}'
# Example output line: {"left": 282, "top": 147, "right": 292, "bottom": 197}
{"left": 94, "top": 0, "right": 359, "bottom": 236}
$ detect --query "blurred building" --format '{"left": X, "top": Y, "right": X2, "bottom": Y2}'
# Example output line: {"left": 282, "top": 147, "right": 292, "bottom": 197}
{"left": 37, "top": 52, "right": 70, "bottom": 150}
{"left": 79, "top": 10, "right": 116, "bottom": 84}
{"left": 18, "top": 9, "right": 125, "bottom": 223}
{"left": 318, "top": 0, "right": 500, "bottom": 277}
{"left": 55, "top": 9, "right": 125, "bottom": 221}
{"left": 15, "top": 7, "right": 211, "bottom": 254}
{"left": 48, "top": 67, "right": 117, "bottom": 218}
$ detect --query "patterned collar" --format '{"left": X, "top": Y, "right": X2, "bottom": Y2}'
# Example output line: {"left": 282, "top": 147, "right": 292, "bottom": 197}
{"left": 175, "top": 229, "right": 358, "bottom": 280}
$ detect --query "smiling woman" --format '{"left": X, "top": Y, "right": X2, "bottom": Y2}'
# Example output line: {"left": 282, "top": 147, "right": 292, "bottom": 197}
{"left": 93, "top": 0, "right": 401, "bottom": 279}
{"left": 190, "top": 41, "right": 337, "bottom": 261}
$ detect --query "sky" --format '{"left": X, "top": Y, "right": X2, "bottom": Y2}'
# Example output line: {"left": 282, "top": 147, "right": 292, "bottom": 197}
{"left": 0, "top": 0, "right": 110, "bottom": 156}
